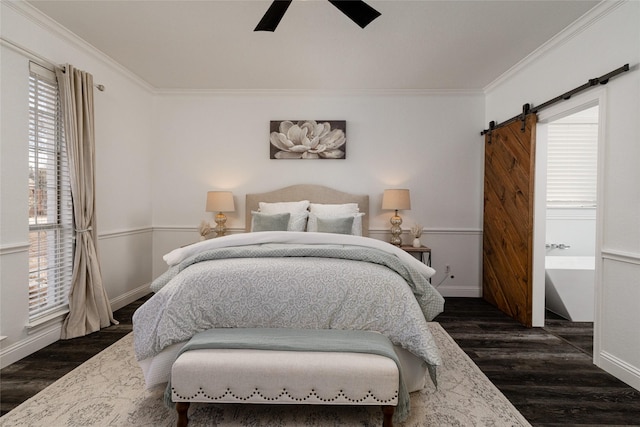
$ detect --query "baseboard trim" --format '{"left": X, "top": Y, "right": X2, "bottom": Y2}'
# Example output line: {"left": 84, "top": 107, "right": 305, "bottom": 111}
{"left": 110, "top": 283, "right": 151, "bottom": 311}
{"left": 597, "top": 350, "right": 640, "bottom": 391}
{"left": 0, "top": 322, "right": 61, "bottom": 369}
{"left": 438, "top": 286, "right": 482, "bottom": 298}
{"left": 0, "top": 282, "right": 151, "bottom": 369}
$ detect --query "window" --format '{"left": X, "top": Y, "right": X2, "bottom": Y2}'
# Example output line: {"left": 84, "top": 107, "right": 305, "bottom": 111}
{"left": 546, "top": 106, "right": 599, "bottom": 208}
{"left": 28, "top": 61, "right": 74, "bottom": 320}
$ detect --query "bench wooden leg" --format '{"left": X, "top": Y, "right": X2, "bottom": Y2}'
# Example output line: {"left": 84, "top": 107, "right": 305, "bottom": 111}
{"left": 176, "top": 401, "right": 190, "bottom": 427}
{"left": 381, "top": 405, "right": 395, "bottom": 427}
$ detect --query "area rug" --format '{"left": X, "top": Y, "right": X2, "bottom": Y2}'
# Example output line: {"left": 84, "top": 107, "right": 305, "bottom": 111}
{"left": 0, "top": 323, "right": 530, "bottom": 426}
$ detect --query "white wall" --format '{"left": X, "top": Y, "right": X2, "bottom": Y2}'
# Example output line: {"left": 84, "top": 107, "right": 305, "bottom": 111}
{"left": 3, "top": 2, "right": 637, "bottom": 389}
{"left": 3, "top": 2, "right": 636, "bottom": 391}
{"left": 546, "top": 208, "right": 596, "bottom": 256}
{"left": 150, "top": 92, "right": 485, "bottom": 295}
{"left": 485, "top": 1, "right": 640, "bottom": 389}
{"left": 0, "top": 2, "right": 154, "bottom": 367}
{"left": 1, "top": 0, "right": 486, "bottom": 367}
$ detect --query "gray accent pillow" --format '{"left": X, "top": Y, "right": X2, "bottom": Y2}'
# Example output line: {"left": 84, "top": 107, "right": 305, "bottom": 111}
{"left": 316, "top": 216, "right": 355, "bottom": 235}
{"left": 251, "top": 212, "right": 291, "bottom": 232}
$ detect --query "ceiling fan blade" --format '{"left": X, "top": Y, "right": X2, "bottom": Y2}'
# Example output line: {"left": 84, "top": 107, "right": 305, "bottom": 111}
{"left": 254, "top": 0, "right": 293, "bottom": 32}
{"left": 328, "top": 0, "right": 381, "bottom": 29}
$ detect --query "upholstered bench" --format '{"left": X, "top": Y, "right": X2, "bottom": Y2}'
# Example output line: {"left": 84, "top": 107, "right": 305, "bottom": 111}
{"left": 171, "top": 347, "right": 400, "bottom": 427}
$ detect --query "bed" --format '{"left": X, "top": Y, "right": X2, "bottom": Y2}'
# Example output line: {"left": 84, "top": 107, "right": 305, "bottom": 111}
{"left": 132, "top": 184, "right": 444, "bottom": 422}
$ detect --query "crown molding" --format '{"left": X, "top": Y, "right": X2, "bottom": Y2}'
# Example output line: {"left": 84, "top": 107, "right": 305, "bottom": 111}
{"left": 8, "top": 0, "right": 616, "bottom": 98}
{"left": 3, "top": 0, "right": 155, "bottom": 93}
{"left": 152, "top": 88, "right": 485, "bottom": 97}
{"left": 4, "top": 1, "right": 485, "bottom": 97}
{"left": 483, "top": 0, "right": 627, "bottom": 93}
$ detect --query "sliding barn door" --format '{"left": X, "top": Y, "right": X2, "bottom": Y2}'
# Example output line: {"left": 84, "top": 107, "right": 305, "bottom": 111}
{"left": 483, "top": 114, "right": 537, "bottom": 327}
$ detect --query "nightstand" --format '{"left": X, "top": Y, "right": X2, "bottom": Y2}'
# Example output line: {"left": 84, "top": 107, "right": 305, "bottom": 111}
{"left": 400, "top": 245, "right": 431, "bottom": 267}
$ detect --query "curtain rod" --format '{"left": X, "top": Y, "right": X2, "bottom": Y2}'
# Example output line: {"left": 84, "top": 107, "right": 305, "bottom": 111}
{"left": 60, "top": 65, "right": 105, "bottom": 91}
{"left": 1, "top": 37, "right": 105, "bottom": 92}
{"left": 480, "top": 63, "right": 630, "bottom": 136}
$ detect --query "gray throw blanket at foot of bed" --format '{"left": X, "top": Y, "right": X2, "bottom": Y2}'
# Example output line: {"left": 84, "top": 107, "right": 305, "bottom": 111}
{"left": 164, "top": 328, "right": 411, "bottom": 422}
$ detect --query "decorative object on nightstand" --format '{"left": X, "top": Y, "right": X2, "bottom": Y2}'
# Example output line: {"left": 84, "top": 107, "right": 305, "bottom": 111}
{"left": 410, "top": 223, "right": 424, "bottom": 248}
{"left": 198, "top": 220, "right": 212, "bottom": 240}
{"left": 206, "top": 191, "right": 235, "bottom": 237}
{"left": 381, "top": 189, "right": 411, "bottom": 246}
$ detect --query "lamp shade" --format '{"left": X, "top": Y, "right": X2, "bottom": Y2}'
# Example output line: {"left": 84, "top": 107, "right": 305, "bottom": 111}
{"left": 382, "top": 189, "right": 411, "bottom": 210}
{"left": 206, "top": 191, "right": 235, "bottom": 212}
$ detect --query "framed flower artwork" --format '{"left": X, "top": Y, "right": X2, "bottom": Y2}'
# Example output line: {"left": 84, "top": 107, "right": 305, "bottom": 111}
{"left": 269, "top": 120, "right": 346, "bottom": 159}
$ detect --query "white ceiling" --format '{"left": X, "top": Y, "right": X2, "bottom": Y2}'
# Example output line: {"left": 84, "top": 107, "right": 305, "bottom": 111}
{"left": 26, "top": 0, "right": 600, "bottom": 91}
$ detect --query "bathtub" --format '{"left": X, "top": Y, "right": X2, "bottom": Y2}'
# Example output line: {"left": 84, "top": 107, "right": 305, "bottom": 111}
{"left": 545, "top": 256, "right": 595, "bottom": 322}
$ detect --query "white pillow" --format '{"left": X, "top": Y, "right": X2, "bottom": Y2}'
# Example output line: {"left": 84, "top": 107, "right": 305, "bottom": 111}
{"left": 259, "top": 200, "right": 310, "bottom": 213}
{"left": 309, "top": 203, "right": 359, "bottom": 216}
{"left": 307, "top": 212, "right": 365, "bottom": 236}
{"left": 257, "top": 201, "right": 310, "bottom": 231}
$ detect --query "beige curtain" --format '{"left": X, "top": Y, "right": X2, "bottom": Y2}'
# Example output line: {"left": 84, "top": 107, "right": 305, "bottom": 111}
{"left": 56, "top": 65, "right": 117, "bottom": 339}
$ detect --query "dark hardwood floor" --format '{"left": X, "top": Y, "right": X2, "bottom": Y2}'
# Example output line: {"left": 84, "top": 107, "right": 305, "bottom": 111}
{"left": 2, "top": 296, "right": 639, "bottom": 426}
{"left": 436, "top": 298, "right": 640, "bottom": 427}
{"left": 0, "top": 295, "right": 150, "bottom": 418}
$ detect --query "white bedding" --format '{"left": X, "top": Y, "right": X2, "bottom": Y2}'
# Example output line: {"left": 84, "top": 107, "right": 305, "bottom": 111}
{"left": 135, "top": 231, "right": 444, "bottom": 390}
{"left": 163, "top": 231, "right": 436, "bottom": 279}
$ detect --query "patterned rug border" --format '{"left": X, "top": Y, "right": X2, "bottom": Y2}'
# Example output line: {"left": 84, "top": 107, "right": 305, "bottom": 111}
{"left": 1, "top": 323, "right": 531, "bottom": 426}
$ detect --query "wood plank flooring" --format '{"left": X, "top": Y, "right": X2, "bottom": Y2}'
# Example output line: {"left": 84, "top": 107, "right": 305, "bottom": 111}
{"left": 0, "top": 295, "right": 149, "bottom": 417}
{"left": 436, "top": 298, "right": 640, "bottom": 427}
{"left": 2, "top": 295, "right": 639, "bottom": 426}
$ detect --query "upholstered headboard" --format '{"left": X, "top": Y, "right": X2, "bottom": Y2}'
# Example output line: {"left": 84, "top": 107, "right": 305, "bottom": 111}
{"left": 246, "top": 184, "right": 369, "bottom": 236}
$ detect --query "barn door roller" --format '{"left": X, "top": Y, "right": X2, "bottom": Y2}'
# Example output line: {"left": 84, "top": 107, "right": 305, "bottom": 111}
{"left": 481, "top": 63, "right": 630, "bottom": 137}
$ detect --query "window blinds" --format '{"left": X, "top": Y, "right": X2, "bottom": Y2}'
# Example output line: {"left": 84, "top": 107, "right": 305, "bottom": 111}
{"left": 28, "top": 61, "right": 74, "bottom": 319}
{"left": 546, "top": 117, "right": 598, "bottom": 208}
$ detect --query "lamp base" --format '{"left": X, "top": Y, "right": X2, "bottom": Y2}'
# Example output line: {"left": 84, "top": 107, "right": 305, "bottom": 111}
{"left": 214, "top": 212, "right": 227, "bottom": 237}
{"left": 389, "top": 211, "right": 403, "bottom": 246}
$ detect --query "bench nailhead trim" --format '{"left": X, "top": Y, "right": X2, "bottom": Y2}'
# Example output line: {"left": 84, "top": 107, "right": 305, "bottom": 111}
{"left": 172, "top": 386, "right": 399, "bottom": 404}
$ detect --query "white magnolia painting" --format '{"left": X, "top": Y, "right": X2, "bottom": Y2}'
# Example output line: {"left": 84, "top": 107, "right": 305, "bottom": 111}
{"left": 270, "top": 120, "right": 347, "bottom": 159}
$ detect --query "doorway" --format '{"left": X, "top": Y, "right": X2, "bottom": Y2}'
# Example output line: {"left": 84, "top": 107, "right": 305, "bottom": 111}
{"left": 532, "top": 90, "right": 605, "bottom": 332}
{"left": 545, "top": 106, "right": 599, "bottom": 320}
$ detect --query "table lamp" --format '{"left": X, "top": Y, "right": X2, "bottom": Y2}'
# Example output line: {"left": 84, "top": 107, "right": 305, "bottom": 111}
{"left": 382, "top": 189, "right": 411, "bottom": 246}
{"left": 206, "top": 191, "right": 235, "bottom": 237}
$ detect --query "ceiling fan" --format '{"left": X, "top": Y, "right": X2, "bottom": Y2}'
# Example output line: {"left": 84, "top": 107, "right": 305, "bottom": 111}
{"left": 255, "top": 0, "right": 381, "bottom": 32}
